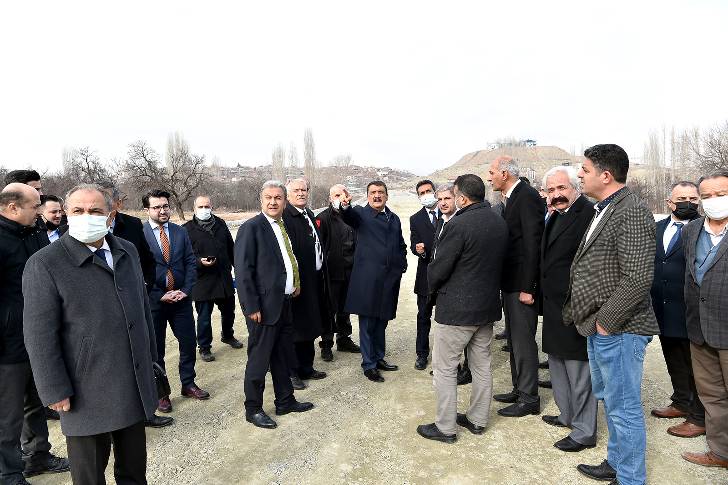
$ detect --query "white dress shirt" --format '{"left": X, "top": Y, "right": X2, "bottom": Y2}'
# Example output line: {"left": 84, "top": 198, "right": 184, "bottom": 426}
{"left": 264, "top": 214, "right": 297, "bottom": 295}
{"left": 295, "top": 206, "right": 323, "bottom": 271}
{"left": 585, "top": 203, "right": 609, "bottom": 242}
{"left": 662, "top": 218, "right": 688, "bottom": 253}
{"left": 704, "top": 218, "right": 728, "bottom": 247}
{"left": 85, "top": 239, "right": 114, "bottom": 269}
{"left": 504, "top": 179, "right": 521, "bottom": 204}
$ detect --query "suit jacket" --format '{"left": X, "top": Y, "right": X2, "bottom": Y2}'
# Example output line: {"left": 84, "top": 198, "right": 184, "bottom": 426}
{"left": 182, "top": 215, "right": 235, "bottom": 301}
{"left": 683, "top": 217, "right": 728, "bottom": 349}
{"left": 282, "top": 204, "right": 327, "bottom": 341}
{"left": 651, "top": 216, "right": 698, "bottom": 339}
{"left": 142, "top": 221, "right": 197, "bottom": 304}
{"left": 410, "top": 207, "right": 438, "bottom": 295}
{"left": 540, "top": 196, "right": 593, "bottom": 361}
{"left": 428, "top": 202, "right": 506, "bottom": 326}
{"left": 502, "top": 181, "right": 545, "bottom": 294}
{"left": 234, "top": 213, "right": 289, "bottom": 325}
{"left": 563, "top": 188, "right": 659, "bottom": 337}
{"left": 112, "top": 212, "right": 156, "bottom": 288}
{"left": 341, "top": 204, "right": 407, "bottom": 320}
{"left": 22, "top": 233, "right": 158, "bottom": 436}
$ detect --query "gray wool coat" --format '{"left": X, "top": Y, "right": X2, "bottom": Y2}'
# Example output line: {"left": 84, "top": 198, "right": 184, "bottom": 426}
{"left": 22, "top": 232, "right": 158, "bottom": 437}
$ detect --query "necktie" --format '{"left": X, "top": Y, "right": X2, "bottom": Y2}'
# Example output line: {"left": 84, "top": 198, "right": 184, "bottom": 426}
{"left": 159, "top": 225, "right": 175, "bottom": 291}
{"left": 665, "top": 222, "right": 684, "bottom": 254}
{"left": 429, "top": 210, "right": 437, "bottom": 227}
{"left": 276, "top": 219, "right": 300, "bottom": 290}
{"left": 94, "top": 248, "right": 109, "bottom": 268}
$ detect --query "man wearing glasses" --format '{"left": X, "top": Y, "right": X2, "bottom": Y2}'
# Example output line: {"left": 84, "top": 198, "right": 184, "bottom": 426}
{"left": 143, "top": 190, "right": 210, "bottom": 416}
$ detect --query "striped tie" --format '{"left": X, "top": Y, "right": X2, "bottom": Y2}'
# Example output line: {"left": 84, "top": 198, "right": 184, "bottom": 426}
{"left": 159, "top": 225, "right": 175, "bottom": 291}
{"left": 275, "top": 219, "right": 300, "bottom": 290}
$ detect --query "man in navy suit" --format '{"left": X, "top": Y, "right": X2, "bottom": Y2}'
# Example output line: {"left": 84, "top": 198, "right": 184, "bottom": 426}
{"left": 142, "top": 190, "right": 209, "bottom": 414}
{"left": 650, "top": 181, "right": 705, "bottom": 438}
{"left": 234, "top": 180, "right": 314, "bottom": 429}
{"left": 410, "top": 179, "right": 439, "bottom": 370}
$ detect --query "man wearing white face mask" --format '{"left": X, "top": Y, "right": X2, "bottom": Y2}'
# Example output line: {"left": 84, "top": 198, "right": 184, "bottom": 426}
{"left": 681, "top": 171, "right": 728, "bottom": 470}
{"left": 183, "top": 195, "right": 242, "bottom": 363}
{"left": 22, "top": 184, "right": 158, "bottom": 483}
{"left": 410, "top": 180, "right": 440, "bottom": 370}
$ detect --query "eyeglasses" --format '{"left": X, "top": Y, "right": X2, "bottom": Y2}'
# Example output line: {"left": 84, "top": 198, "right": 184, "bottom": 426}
{"left": 149, "top": 204, "right": 171, "bottom": 211}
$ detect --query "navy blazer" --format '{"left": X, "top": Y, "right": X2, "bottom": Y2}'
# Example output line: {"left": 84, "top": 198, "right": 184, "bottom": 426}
{"left": 651, "top": 216, "right": 696, "bottom": 339}
{"left": 142, "top": 221, "right": 197, "bottom": 302}
{"left": 410, "top": 207, "right": 438, "bottom": 295}
{"left": 233, "top": 213, "right": 288, "bottom": 325}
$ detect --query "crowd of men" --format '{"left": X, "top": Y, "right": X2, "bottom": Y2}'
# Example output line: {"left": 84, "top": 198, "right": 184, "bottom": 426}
{"left": 0, "top": 142, "right": 727, "bottom": 484}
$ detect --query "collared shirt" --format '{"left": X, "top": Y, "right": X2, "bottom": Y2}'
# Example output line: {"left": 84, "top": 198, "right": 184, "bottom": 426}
{"left": 47, "top": 229, "right": 60, "bottom": 243}
{"left": 263, "top": 213, "right": 297, "bottom": 295}
{"left": 85, "top": 239, "right": 114, "bottom": 269}
{"left": 149, "top": 219, "right": 171, "bottom": 252}
{"left": 663, "top": 218, "right": 688, "bottom": 253}
{"left": 504, "top": 179, "right": 521, "bottom": 204}
{"left": 703, "top": 218, "right": 728, "bottom": 247}
{"left": 295, "top": 206, "right": 323, "bottom": 271}
{"left": 585, "top": 187, "right": 628, "bottom": 242}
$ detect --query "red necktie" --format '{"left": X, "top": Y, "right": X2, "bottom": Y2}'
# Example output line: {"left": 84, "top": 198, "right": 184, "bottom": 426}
{"left": 159, "top": 225, "right": 175, "bottom": 291}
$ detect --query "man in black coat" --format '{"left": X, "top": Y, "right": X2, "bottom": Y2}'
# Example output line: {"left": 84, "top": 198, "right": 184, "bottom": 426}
{"left": 316, "top": 184, "right": 361, "bottom": 360}
{"left": 417, "top": 174, "right": 506, "bottom": 443}
{"left": 183, "top": 195, "right": 243, "bottom": 363}
{"left": 538, "top": 167, "right": 598, "bottom": 452}
{"left": 0, "top": 183, "right": 69, "bottom": 484}
{"left": 283, "top": 179, "right": 329, "bottom": 389}
{"left": 487, "top": 156, "right": 545, "bottom": 417}
{"left": 649, "top": 181, "right": 705, "bottom": 438}
{"left": 234, "top": 180, "right": 314, "bottom": 429}
{"left": 410, "top": 179, "right": 440, "bottom": 371}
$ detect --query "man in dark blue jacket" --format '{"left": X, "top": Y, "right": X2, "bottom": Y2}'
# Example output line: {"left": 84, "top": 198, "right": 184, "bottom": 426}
{"left": 340, "top": 181, "right": 407, "bottom": 383}
{"left": 650, "top": 181, "right": 705, "bottom": 438}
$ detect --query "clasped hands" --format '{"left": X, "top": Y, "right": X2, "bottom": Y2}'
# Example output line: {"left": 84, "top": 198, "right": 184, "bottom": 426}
{"left": 160, "top": 290, "right": 187, "bottom": 303}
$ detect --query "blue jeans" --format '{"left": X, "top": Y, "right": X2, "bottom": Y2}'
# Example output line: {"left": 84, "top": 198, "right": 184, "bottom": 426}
{"left": 358, "top": 317, "right": 387, "bottom": 371}
{"left": 588, "top": 333, "right": 652, "bottom": 485}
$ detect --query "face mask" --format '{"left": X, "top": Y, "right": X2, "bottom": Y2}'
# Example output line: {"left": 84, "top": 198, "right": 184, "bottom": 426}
{"left": 419, "top": 193, "right": 437, "bottom": 208}
{"left": 701, "top": 195, "right": 728, "bottom": 220}
{"left": 68, "top": 214, "right": 109, "bottom": 244}
{"left": 195, "top": 208, "right": 212, "bottom": 221}
{"left": 332, "top": 199, "right": 341, "bottom": 210}
{"left": 671, "top": 201, "right": 699, "bottom": 220}
{"left": 45, "top": 219, "right": 61, "bottom": 231}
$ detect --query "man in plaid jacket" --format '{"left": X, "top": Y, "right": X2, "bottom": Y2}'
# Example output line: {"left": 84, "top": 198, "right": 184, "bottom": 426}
{"left": 563, "top": 144, "right": 658, "bottom": 485}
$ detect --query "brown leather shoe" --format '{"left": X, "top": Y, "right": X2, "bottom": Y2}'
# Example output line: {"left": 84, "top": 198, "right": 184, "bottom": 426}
{"left": 181, "top": 384, "right": 210, "bottom": 400}
{"left": 651, "top": 405, "right": 688, "bottom": 419}
{"left": 157, "top": 396, "right": 172, "bottom": 413}
{"left": 681, "top": 451, "right": 728, "bottom": 468}
{"left": 667, "top": 421, "right": 706, "bottom": 438}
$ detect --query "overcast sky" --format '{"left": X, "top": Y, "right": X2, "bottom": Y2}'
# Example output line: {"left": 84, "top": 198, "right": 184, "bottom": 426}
{"left": 1, "top": 0, "right": 726, "bottom": 175}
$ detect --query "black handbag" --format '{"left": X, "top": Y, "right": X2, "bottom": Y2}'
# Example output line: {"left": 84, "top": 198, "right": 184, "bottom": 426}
{"left": 153, "top": 362, "right": 171, "bottom": 399}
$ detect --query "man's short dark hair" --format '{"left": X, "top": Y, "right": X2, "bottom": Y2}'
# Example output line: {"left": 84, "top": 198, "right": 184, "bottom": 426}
{"left": 669, "top": 180, "right": 698, "bottom": 192}
{"left": 96, "top": 180, "right": 122, "bottom": 202}
{"left": 697, "top": 171, "right": 728, "bottom": 187}
{"left": 453, "top": 174, "right": 485, "bottom": 202}
{"left": 367, "top": 180, "right": 388, "bottom": 195}
{"left": 142, "top": 189, "right": 171, "bottom": 208}
{"left": 5, "top": 169, "right": 41, "bottom": 185}
{"left": 415, "top": 179, "right": 435, "bottom": 194}
{"left": 40, "top": 194, "right": 63, "bottom": 205}
{"left": 583, "top": 144, "right": 629, "bottom": 184}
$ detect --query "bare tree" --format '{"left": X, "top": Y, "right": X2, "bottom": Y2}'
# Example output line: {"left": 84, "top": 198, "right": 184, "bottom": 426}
{"left": 272, "top": 143, "right": 286, "bottom": 181}
{"left": 287, "top": 141, "right": 299, "bottom": 168}
{"left": 330, "top": 153, "right": 352, "bottom": 167}
{"left": 63, "top": 146, "right": 115, "bottom": 183}
{"left": 689, "top": 122, "right": 728, "bottom": 174}
{"left": 303, "top": 128, "right": 317, "bottom": 187}
{"left": 122, "top": 134, "right": 209, "bottom": 220}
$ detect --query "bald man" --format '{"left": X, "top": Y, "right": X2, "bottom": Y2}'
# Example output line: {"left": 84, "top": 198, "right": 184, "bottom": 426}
{"left": 0, "top": 183, "right": 69, "bottom": 483}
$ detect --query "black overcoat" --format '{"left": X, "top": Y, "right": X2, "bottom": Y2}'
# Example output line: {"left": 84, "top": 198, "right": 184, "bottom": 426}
{"left": 410, "top": 207, "right": 438, "bottom": 295}
{"left": 183, "top": 215, "right": 235, "bottom": 301}
{"left": 502, "top": 181, "right": 545, "bottom": 294}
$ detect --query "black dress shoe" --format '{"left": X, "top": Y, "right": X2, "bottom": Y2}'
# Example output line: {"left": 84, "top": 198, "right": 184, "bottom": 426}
{"left": 336, "top": 337, "right": 361, "bottom": 353}
{"left": 221, "top": 336, "right": 244, "bottom": 349}
{"left": 275, "top": 400, "right": 314, "bottom": 416}
{"left": 415, "top": 356, "right": 427, "bottom": 370}
{"left": 321, "top": 348, "right": 334, "bottom": 362}
{"left": 364, "top": 368, "right": 385, "bottom": 382}
{"left": 494, "top": 330, "right": 507, "bottom": 340}
{"left": 376, "top": 359, "right": 398, "bottom": 371}
{"left": 493, "top": 390, "right": 519, "bottom": 403}
{"left": 538, "top": 360, "right": 549, "bottom": 369}
{"left": 22, "top": 454, "right": 70, "bottom": 477}
{"left": 199, "top": 348, "right": 215, "bottom": 362}
{"left": 246, "top": 411, "right": 277, "bottom": 429}
{"left": 145, "top": 414, "right": 174, "bottom": 428}
{"left": 554, "top": 436, "right": 596, "bottom": 452}
{"left": 456, "top": 413, "right": 485, "bottom": 435}
{"left": 501, "top": 343, "right": 511, "bottom": 352}
{"left": 497, "top": 401, "right": 540, "bottom": 417}
{"left": 538, "top": 379, "right": 552, "bottom": 389}
{"left": 303, "top": 369, "right": 327, "bottom": 380}
{"left": 290, "top": 376, "right": 307, "bottom": 390}
{"left": 416, "top": 423, "right": 456, "bottom": 443}
{"left": 576, "top": 460, "right": 617, "bottom": 481}
{"left": 457, "top": 367, "right": 472, "bottom": 385}
{"left": 542, "top": 415, "right": 567, "bottom": 428}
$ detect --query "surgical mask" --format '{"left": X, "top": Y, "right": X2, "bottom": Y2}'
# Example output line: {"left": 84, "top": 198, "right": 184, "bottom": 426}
{"left": 671, "top": 201, "right": 699, "bottom": 221}
{"left": 419, "top": 193, "right": 437, "bottom": 208}
{"left": 195, "top": 208, "right": 212, "bottom": 221}
{"left": 45, "top": 219, "right": 61, "bottom": 231}
{"left": 68, "top": 214, "right": 109, "bottom": 244}
{"left": 332, "top": 199, "right": 341, "bottom": 210}
{"left": 701, "top": 195, "right": 728, "bottom": 220}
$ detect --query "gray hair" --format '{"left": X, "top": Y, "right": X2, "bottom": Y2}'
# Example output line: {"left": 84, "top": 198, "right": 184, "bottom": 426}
{"left": 496, "top": 157, "right": 520, "bottom": 177}
{"left": 65, "top": 183, "right": 113, "bottom": 212}
{"left": 261, "top": 180, "right": 287, "bottom": 198}
{"left": 542, "top": 165, "right": 580, "bottom": 192}
{"left": 193, "top": 194, "right": 212, "bottom": 207}
{"left": 329, "top": 183, "right": 346, "bottom": 193}
{"left": 95, "top": 180, "right": 121, "bottom": 202}
{"left": 286, "top": 178, "right": 309, "bottom": 191}
{"left": 435, "top": 183, "right": 455, "bottom": 196}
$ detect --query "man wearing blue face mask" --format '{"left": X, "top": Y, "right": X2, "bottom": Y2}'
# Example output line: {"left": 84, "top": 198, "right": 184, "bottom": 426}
{"left": 410, "top": 180, "right": 440, "bottom": 371}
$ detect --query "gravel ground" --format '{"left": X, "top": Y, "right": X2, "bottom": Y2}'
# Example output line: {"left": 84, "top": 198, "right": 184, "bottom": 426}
{"left": 36, "top": 192, "right": 725, "bottom": 484}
